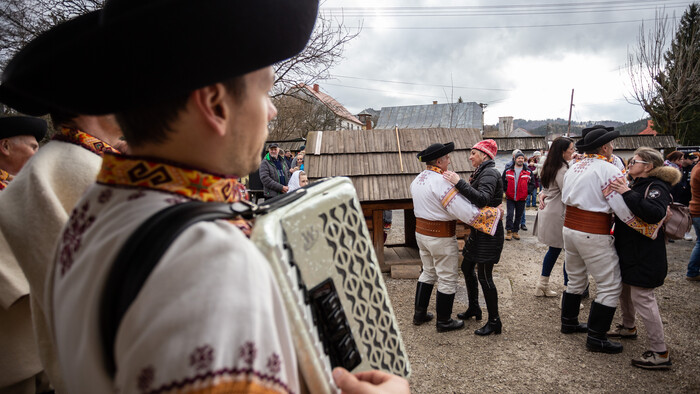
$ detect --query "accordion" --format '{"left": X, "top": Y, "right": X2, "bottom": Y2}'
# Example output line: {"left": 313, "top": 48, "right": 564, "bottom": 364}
{"left": 101, "top": 177, "right": 409, "bottom": 392}
{"left": 250, "top": 177, "right": 411, "bottom": 393}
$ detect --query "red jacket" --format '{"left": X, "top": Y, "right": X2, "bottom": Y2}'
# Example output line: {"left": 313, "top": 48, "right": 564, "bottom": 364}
{"left": 503, "top": 166, "right": 531, "bottom": 201}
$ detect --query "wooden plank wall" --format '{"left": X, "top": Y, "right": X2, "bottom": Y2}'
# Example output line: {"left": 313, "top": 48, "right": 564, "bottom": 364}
{"left": 304, "top": 128, "right": 482, "bottom": 201}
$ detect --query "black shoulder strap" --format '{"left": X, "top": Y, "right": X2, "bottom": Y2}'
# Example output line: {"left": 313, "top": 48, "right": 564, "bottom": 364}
{"left": 99, "top": 200, "right": 253, "bottom": 376}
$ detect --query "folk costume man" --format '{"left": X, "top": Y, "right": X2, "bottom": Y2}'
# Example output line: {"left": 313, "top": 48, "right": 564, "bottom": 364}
{"left": 18, "top": 1, "right": 408, "bottom": 393}
{"left": 0, "top": 15, "right": 125, "bottom": 391}
{"left": 0, "top": 115, "right": 48, "bottom": 393}
{"left": 0, "top": 116, "right": 46, "bottom": 190}
{"left": 561, "top": 125, "right": 661, "bottom": 354}
{"left": 411, "top": 142, "right": 502, "bottom": 333}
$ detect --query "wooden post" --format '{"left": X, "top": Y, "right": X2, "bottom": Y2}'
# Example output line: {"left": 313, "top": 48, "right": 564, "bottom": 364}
{"left": 395, "top": 125, "right": 404, "bottom": 172}
{"left": 372, "top": 210, "right": 389, "bottom": 272}
{"left": 404, "top": 209, "right": 417, "bottom": 247}
{"left": 567, "top": 89, "right": 574, "bottom": 137}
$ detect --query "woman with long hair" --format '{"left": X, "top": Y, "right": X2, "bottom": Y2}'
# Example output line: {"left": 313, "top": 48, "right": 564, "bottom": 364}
{"left": 532, "top": 137, "right": 574, "bottom": 297}
{"left": 608, "top": 147, "right": 677, "bottom": 369}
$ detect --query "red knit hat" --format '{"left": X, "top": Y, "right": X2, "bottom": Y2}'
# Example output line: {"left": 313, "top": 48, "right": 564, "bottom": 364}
{"left": 472, "top": 139, "right": 497, "bottom": 159}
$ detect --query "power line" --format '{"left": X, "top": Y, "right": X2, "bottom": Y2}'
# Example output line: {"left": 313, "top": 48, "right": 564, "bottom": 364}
{"left": 330, "top": 74, "right": 512, "bottom": 92}
{"left": 359, "top": 16, "right": 681, "bottom": 30}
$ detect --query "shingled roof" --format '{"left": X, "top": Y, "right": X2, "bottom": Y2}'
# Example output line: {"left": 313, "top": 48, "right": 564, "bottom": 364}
{"left": 489, "top": 137, "right": 548, "bottom": 152}
{"left": 571, "top": 135, "right": 677, "bottom": 150}
{"left": 305, "top": 128, "right": 482, "bottom": 202}
{"left": 374, "top": 102, "right": 482, "bottom": 130}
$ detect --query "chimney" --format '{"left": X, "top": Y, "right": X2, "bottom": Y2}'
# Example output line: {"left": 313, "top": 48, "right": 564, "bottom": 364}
{"left": 313, "top": 84, "right": 319, "bottom": 92}
{"left": 365, "top": 119, "right": 372, "bottom": 130}
{"left": 432, "top": 101, "right": 437, "bottom": 105}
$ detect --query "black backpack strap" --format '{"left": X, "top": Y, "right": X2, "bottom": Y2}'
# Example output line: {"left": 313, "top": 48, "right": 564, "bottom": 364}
{"left": 99, "top": 200, "right": 255, "bottom": 376}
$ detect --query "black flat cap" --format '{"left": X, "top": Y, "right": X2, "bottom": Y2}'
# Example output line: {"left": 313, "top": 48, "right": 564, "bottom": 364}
{"left": 0, "top": 116, "right": 48, "bottom": 141}
{"left": 417, "top": 142, "right": 455, "bottom": 162}
{"left": 1, "top": 0, "right": 319, "bottom": 115}
{"left": 575, "top": 125, "right": 619, "bottom": 152}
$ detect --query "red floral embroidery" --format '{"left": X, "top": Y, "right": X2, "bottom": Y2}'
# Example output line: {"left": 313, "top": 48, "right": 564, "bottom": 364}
{"left": 58, "top": 202, "right": 95, "bottom": 277}
{"left": 266, "top": 353, "right": 281, "bottom": 375}
{"left": 137, "top": 365, "right": 155, "bottom": 393}
{"left": 239, "top": 342, "right": 257, "bottom": 367}
{"left": 98, "top": 189, "right": 113, "bottom": 204}
{"left": 127, "top": 190, "right": 146, "bottom": 201}
{"left": 189, "top": 345, "right": 214, "bottom": 373}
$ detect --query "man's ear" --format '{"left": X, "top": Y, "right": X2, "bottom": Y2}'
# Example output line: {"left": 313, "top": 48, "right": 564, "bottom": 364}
{"left": 0, "top": 139, "right": 11, "bottom": 156}
{"left": 190, "top": 83, "right": 230, "bottom": 137}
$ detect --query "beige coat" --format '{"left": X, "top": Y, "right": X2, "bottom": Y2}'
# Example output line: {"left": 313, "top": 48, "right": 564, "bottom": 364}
{"left": 533, "top": 165, "right": 568, "bottom": 248}
{"left": 0, "top": 140, "right": 103, "bottom": 394}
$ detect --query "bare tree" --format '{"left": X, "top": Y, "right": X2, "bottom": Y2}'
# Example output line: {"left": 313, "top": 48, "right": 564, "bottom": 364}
{"left": 273, "top": 10, "right": 361, "bottom": 97}
{"left": 0, "top": 0, "right": 104, "bottom": 71}
{"left": 269, "top": 91, "right": 336, "bottom": 140}
{"left": 627, "top": 5, "right": 700, "bottom": 144}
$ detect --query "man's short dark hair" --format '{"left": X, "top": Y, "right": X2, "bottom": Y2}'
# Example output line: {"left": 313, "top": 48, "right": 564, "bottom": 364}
{"left": 116, "top": 76, "right": 246, "bottom": 148}
{"left": 50, "top": 109, "right": 79, "bottom": 129}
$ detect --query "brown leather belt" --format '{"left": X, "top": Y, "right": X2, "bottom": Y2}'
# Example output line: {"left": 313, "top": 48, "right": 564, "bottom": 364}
{"left": 564, "top": 205, "right": 612, "bottom": 235}
{"left": 416, "top": 218, "right": 457, "bottom": 237}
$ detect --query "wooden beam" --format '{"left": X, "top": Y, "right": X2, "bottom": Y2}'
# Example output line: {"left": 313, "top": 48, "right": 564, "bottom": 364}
{"left": 372, "top": 210, "right": 389, "bottom": 272}
{"left": 404, "top": 209, "right": 417, "bottom": 247}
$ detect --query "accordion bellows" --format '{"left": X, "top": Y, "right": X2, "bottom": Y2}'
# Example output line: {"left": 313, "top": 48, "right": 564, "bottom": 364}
{"left": 251, "top": 177, "right": 410, "bottom": 393}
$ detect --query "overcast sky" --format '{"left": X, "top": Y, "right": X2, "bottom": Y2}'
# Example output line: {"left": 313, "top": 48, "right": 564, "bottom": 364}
{"left": 316, "top": 0, "right": 694, "bottom": 125}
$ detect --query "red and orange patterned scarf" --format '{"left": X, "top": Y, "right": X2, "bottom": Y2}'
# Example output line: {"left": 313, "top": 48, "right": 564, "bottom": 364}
{"left": 97, "top": 154, "right": 252, "bottom": 235}
{"left": 427, "top": 165, "right": 444, "bottom": 174}
{"left": 52, "top": 128, "right": 120, "bottom": 157}
{"left": 0, "top": 168, "right": 13, "bottom": 191}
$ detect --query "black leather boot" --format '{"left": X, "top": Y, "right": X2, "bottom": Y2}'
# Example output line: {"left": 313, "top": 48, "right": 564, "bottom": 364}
{"left": 586, "top": 302, "right": 623, "bottom": 354}
{"left": 475, "top": 317, "right": 502, "bottom": 336}
{"left": 435, "top": 291, "right": 464, "bottom": 332}
{"left": 457, "top": 267, "right": 482, "bottom": 320}
{"left": 561, "top": 292, "right": 587, "bottom": 334}
{"left": 413, "top": 282, "right": 434, "bottom": 325}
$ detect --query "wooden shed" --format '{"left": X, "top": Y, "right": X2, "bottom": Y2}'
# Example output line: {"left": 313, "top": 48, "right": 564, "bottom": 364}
{"left": 305, "top": 128, "right": 482, "bottom": 271}
{"left": 571, "top": 135, "right": 677, "bottom": 160}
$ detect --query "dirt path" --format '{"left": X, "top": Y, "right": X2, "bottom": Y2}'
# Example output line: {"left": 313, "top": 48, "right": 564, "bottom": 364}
{"left": 383, "top": 208, "right": 700, "bottom": 393}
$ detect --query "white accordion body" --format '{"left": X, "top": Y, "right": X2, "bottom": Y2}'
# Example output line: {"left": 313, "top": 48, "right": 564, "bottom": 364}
{"left": 250, "top": 177, "right": 410, "bottom": 393}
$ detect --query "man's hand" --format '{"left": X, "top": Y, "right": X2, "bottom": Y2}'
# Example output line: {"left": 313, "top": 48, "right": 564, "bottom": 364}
{"left": 442, "top": 171, "right": 460, "bottom": 185}
{"left": 333, "top": 367, "right": 410, "bottom": 394}
{"left": 282, "top": 186, "right": 289, "bottom": 193}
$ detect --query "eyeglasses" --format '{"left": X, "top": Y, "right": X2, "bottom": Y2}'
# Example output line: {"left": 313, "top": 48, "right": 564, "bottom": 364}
{"left": 628, "top": 159, "right": 648, "bottom": 166}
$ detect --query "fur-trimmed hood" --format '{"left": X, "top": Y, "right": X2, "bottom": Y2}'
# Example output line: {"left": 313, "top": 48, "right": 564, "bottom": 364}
{"left": 649, "top": 165, "right": 682, "bottom": 186}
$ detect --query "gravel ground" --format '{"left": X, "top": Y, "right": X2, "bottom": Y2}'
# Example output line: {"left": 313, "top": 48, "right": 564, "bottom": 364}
{"left": 382, "top": 208, "right": 700, "bottom": 393}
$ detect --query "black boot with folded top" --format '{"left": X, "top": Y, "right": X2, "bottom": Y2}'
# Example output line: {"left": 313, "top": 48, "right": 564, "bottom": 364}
{"left": 586, "top": 302, "right": 623, "bottom": 354}
{"left": 413, "top": 282, "right": 434, "bottom": 325}
{"left": 435, "top": 291, "right": 465, "bottom": 332}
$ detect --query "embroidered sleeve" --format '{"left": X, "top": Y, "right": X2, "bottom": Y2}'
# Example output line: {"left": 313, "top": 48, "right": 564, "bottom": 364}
{"left": 114, "top": 222, "right": 297, "bottom": 394}
{"left": 440, "top": 182, "right": 502, "bottom": 236}
{"left": 604, "top": 173, "right": 662, "bottom": 239}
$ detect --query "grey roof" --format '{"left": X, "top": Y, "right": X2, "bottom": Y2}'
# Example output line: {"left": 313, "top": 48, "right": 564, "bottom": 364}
{"left": 358, "top": 108, "right": 381, "bottom": 117}
{"left": 374, "top": 102, "right": 482, "bottom": 130}
{"left": 571, "top": 135, "right": 677, "bottom": 150}
{"left": 489, "top": 137, "right": 548, "bottom": 152}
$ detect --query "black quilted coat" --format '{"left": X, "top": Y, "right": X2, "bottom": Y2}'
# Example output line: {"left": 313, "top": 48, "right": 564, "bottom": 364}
{"left": 454, "top": 159, "right": 504, "bottom": 265}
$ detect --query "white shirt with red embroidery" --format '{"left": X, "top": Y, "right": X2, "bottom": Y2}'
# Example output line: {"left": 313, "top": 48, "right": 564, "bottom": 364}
{"left": 411, "top": 168, "right": 501, "bottom": 236}
{"left": 562, "top": 156, "right": 660, "bottom": 237}
{"left": 51, "top": 185, "right": 298, "bottom": 394}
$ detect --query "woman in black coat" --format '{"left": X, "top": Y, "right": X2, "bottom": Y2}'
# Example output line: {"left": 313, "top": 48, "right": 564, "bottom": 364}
{"left": 609, "top": 147, "right": 679, "bottom": 370}
{"left": 443, "top": 139, "right": 504, "bottom": 336}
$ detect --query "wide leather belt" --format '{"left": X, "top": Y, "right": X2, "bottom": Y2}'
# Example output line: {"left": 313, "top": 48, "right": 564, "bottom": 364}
{"left": 415, "top": 218, "right": 457, "bottom": 238}
{"left": 564, "top": 205, "right": 612, "bottom": 235}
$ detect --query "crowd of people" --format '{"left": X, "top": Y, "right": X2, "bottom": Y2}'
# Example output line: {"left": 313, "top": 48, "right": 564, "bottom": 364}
{"left": 410, "top": 127, "right": 698, "bottom": 373}
{"left": 259, "top": 143, "right": 308, "bottom": 198}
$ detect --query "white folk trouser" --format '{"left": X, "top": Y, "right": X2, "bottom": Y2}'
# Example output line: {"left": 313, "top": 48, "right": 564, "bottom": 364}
{"left": 562, "top": 227, "right": 622, "bottom": 307}
{"left": 416, "top": 233, "right": 459, "bottom": 294}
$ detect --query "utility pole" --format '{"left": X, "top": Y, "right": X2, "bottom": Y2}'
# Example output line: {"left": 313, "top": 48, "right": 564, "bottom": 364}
{"left": 479, "top": 103, "right": 487, "bottom": 135}
{"left": 567, "top": 89, "right": 574, "bottom": 137}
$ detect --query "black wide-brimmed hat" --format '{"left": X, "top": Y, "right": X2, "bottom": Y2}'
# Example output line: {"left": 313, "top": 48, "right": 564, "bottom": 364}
{"left": 417, "top": 142, "right": 455, "bottom": 162}
{"left": 1, "top": 0, "right": 319, "bottom": 115}
{"left": 0, "top": 11, "right": 102, "bottom": 115}
{"left": 0, "top": 116, "right": 47, "bottom": 141}
{"left": 575, "top": 125, "right": 619, "bottom": 152}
